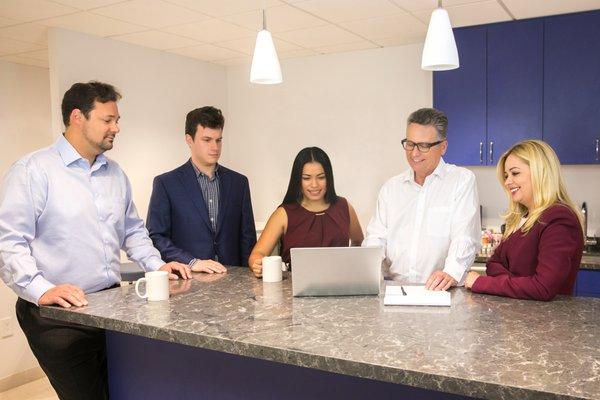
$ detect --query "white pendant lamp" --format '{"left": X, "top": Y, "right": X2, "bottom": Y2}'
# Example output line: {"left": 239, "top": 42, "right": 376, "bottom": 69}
{"left": 250, "top": 9, "right": 282, "bottom": 84}
{"left": 421, "top": 0, "right": 459, "bottom": 71}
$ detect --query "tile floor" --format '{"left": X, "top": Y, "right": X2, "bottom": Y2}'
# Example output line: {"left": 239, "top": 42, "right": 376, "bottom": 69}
{"left": 0, "top": 377, "right": 57, "bottom": 400}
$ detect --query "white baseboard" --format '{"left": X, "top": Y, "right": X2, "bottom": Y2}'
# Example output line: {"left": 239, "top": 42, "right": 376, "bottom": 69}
{"left": 0, "top": 366, "right": 46, "bottom": 393}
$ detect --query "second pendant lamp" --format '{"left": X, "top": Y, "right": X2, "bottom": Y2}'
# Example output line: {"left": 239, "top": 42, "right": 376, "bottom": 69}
{"left": 421, "top": 1, "right": 459, "bottom": 71}
{"left": 250, "top": 9, "right": 282, "bottom": 84}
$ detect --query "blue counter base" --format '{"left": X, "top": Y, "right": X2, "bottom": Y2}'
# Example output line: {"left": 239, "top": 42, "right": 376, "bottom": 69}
{"left": 106, "top": 330, "right": 478, "bottom": 400}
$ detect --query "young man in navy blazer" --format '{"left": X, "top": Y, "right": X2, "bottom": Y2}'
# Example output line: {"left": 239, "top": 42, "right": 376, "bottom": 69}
{"left": 147, "top": 106, "right": 256, "bottom": 273}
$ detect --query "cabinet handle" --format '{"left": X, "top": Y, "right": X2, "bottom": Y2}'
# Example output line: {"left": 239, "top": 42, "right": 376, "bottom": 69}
{"left": 489, "top": 141, "right": 494, "bottom": 164}
{"left": 479, "top": 142, "right": 483, "bottom": 164}
{"left": 596, "top": 139, "right": 599, "bottom": 162}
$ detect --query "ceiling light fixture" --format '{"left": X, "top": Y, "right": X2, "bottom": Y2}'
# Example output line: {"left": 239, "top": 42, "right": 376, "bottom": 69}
{"left": 250, "top": 8, "right": 282, "bottom": 84}
{"left": 421, "top": 0, "right": 459, "bottom": 71}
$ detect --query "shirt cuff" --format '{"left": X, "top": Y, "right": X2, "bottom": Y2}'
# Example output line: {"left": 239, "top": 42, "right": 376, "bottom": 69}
{"left": 142, "top": 257, "right": 165, "bottom": 272}
{"left": 23, "top": 275, "right": 56, "bottom": 306}
{"left": 188, "top": 258, "right": 197, "bottom": 268}
{"left": 443, "top": 261, "right": 469, "bottom": 286}
{"left": 362, "top": 236, "right": 386, "bottom": 250}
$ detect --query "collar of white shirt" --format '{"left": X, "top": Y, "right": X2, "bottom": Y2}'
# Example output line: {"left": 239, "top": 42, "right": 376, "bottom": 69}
{"left": 55, "top": 135, "right": 107, "bottom": 169}
{"left": 402, "top": 157, "right": 448, "bottom": 184}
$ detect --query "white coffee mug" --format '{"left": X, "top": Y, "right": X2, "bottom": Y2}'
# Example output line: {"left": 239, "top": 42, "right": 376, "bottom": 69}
{"left": 135, "top": 270, "right": 169, "bottom": 301}
{"left": 262, "top": 256, "right": 283, "bottom": 283}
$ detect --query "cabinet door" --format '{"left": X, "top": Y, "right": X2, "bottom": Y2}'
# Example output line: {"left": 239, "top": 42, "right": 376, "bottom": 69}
{"left": 433, "top": 27, "right": 487, "bottom": 166}
{"left": 487, "top": 20, "right": 543, "bottom": 165}
{"left": 543, "top": 10, "right": 600, "bottom": 164}
{"left": 575, "top": 269, "right": 600, "bottom": 298}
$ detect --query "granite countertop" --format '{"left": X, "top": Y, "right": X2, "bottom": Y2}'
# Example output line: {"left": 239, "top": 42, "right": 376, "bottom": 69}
{"left": 41, "top": 268, "right": 600, "bottom": 400}
{"left": 475, "top": 253, "right": 600, "bottom": 270}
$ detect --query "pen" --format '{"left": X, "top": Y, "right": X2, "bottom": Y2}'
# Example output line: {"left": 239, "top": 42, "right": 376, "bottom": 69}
{"left": 400, "top": 286, "right": 407, "bottom": 296}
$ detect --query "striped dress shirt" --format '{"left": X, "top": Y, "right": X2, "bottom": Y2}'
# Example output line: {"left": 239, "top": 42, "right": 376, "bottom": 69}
{"left": 192, "top": 163, "right": 220, "bottom": 232}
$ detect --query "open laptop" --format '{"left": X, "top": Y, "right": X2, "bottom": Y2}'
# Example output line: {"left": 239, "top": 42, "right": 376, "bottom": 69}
{"left": 291, "top": 246, "right": 384, "bottom": 297}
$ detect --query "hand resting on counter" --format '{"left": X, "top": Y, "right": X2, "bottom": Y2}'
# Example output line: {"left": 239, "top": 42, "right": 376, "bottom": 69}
{"left": 425, "top": 271, "right": 456, "bottom": 291}
{"left": 191, "top": 259, "right": 227, "bottom": 274}
{"left": 464, "top": 271, "right": 480, "bottom": 290}
{"left": 159, "top": 261, "right": 192, "bottom": 280}
{"left": 39, "top": 284, "right": 88, "bottom": 308}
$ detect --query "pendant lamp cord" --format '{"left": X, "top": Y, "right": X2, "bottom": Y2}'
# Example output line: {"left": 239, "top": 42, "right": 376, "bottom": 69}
{"left": 261, "top": 0, "right": 267, "bottom": 30}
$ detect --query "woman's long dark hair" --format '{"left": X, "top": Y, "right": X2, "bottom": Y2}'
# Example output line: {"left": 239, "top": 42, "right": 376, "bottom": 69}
{"left": 282, "top": 147, "right": 338, "bottom": 205}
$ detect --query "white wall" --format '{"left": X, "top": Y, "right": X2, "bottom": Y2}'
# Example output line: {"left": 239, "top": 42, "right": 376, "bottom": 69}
{"left": 48, "top": 28, "right": 228, "bottom": 220}
{"left": 226, "top": 44, "right": 432, "bottom": 229}
{"left": 0, "top": 60, "right": 52, "bottom": 381}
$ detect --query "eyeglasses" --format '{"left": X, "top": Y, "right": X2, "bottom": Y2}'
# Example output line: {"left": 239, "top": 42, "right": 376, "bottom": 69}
{"left": 401, "top": 139, "right": 445, "bottom": 153}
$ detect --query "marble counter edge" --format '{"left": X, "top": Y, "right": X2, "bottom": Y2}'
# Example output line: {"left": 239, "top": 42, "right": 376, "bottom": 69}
{"left": 40, "top": 306, "right": 585, "bottom": 400}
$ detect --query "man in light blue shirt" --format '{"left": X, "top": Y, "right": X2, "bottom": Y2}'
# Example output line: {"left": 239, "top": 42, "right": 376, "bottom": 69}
{"left": 0, "top": 81, "right": 191, "bottom": 399}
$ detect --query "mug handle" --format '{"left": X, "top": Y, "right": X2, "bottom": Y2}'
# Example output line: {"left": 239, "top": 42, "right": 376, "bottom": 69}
{"left": 135, "top": 278, "right": 148, "bottom": 299}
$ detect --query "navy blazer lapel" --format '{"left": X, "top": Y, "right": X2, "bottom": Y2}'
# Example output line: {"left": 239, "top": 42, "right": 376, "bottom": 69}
{"left": 216, "top": 167, "right": 232, "bottom": 236}
{"left": 179, "top": 160, "right": 212, "bottom": 231}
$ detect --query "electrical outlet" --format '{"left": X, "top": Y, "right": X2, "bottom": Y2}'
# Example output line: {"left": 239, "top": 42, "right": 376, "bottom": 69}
{"left": 0, "top": 317, "right": 13, "bottom": 338}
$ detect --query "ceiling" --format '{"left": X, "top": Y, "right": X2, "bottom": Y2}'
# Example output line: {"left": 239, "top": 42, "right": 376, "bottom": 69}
{"left": 1, "top": 0, "right": 599, "bottom": 69}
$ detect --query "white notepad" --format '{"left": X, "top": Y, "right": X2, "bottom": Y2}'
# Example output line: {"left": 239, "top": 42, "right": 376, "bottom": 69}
{"left": 384, "top": 285, "right": 451, "bottom": 307}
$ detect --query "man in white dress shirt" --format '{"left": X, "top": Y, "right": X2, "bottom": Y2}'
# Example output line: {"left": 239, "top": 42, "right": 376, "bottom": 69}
{"left": 363, "top": 108, "right": 480, "bottom": 290}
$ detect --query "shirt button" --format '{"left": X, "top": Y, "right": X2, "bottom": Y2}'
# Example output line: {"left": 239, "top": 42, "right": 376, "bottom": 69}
{"left": 209, "top": 199, "right": 213, "bottom": 203}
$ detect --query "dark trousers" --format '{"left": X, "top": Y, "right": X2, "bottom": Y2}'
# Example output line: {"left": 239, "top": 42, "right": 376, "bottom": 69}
{"left": 16, "top": 298, "right": 109, "bottom": 400}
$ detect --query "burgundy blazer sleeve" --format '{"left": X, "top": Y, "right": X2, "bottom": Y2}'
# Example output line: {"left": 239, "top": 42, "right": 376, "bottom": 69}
{"left": 472, "top": 208, "right": 581, "bottom": 301}
{"left": 484, "top": 241, "right": 510, "bottom": 277}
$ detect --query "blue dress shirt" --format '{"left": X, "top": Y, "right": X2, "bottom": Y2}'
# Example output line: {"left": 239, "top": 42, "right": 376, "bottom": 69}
{"left": 0, "top": 136, "right": 164, "bottom": 305}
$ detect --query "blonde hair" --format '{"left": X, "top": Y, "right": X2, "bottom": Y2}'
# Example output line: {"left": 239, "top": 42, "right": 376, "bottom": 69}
{"left": 497, "top": 140, "right": 583, "bottom": 239}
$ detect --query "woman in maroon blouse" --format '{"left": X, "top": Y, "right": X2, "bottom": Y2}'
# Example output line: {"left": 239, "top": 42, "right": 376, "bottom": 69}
{"left": 249, "top": 147, "right": 363, "bottom": 278}
{"left": 465, "top": 140, "right": 584, "bottom": 301}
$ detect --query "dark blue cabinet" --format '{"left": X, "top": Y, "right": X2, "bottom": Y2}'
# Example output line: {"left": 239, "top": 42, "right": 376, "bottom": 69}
{"left": 487, "top": 19, "right": 543, "bottom": 163}
{"left": 575, "top": 269, "right": 600, "bottom": 298}
{"left": 434, "top": 20, "right": 543, "bottom": 166}
{"left": 433, "top": 27, "right": 486, "bottom": 166}
{"left": 434, "top": 10, "right": 600, "bottom": 166}
{"left": 543, "top": 10, "right": 600, "bottom": 164}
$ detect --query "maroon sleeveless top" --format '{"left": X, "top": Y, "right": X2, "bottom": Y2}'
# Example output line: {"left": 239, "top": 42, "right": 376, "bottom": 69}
{"left": 281, "top": 197, "right": 350, "bottom": 265}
